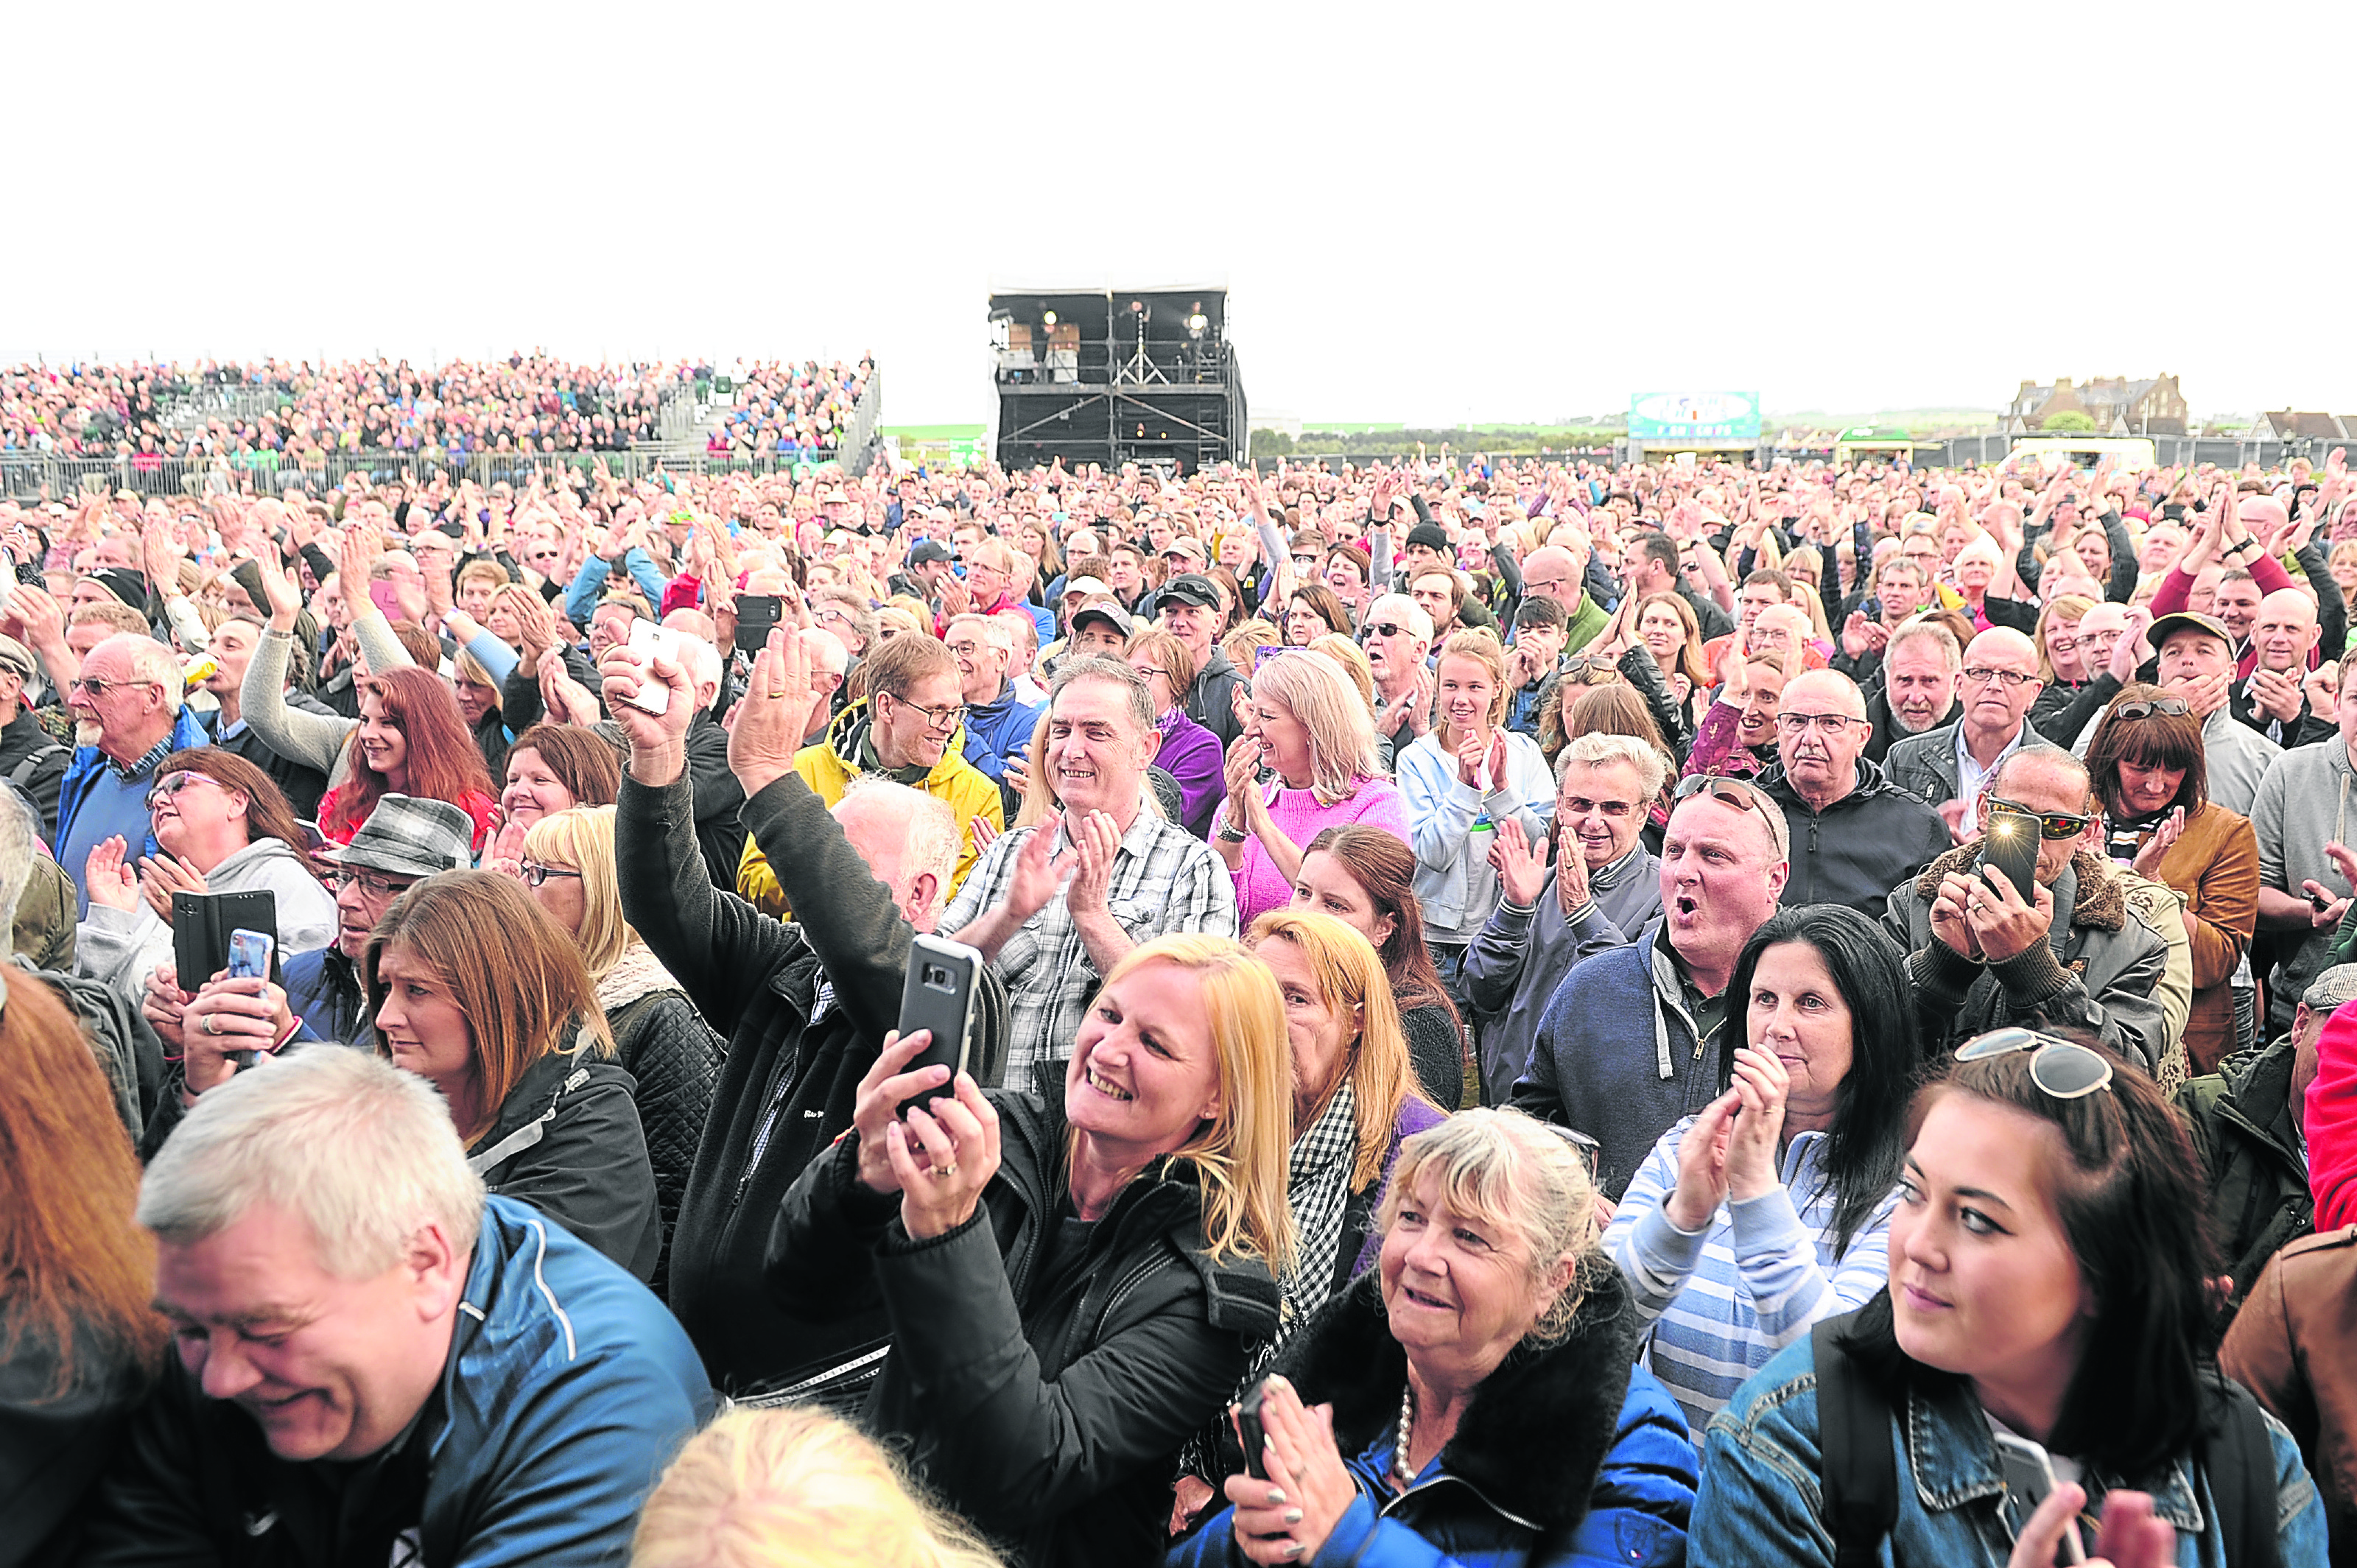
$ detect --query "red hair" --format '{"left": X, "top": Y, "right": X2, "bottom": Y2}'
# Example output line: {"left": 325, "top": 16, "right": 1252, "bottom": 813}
{"left": 326, "top": 665, "right": 496, "bottom": 841}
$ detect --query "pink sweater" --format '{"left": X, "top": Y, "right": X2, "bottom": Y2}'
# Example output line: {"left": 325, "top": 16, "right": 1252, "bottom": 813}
{"left": 1232, "top": 776, "right": 1411, "bottom": 925}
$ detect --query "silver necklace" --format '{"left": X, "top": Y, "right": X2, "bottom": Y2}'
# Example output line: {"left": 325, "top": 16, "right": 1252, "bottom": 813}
{"left": 1390, "top": 1379, "right": 1417, "bottom": 1489}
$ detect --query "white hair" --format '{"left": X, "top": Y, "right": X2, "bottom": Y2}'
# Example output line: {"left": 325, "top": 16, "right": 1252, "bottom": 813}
{"left": 1368, "top": 594, "right": 1433, "bottom": 641}
{"left": 0, "top": 788, "right": 32, "bottom": 958}
{"left": 837, "top": 776, "right": 958, "bottom": 913}
{"left": 678, "top": 633, "right": 723, "bottom": 696}
{"left": 1558, "top": 731, "right": 1670, "bottom": 799}
{"left": 138, "top": 1047, "right": 485, "bottom": 1278}
{"left": 800, "top": 627, "right": 850, "bottom": 678}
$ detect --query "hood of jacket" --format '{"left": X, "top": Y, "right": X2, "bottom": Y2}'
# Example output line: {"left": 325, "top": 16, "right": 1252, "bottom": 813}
{"left": 1911, "top": 843, "right": 2126, "bottom": 932}
{"left": 1757, "top": 754, "right": 1913, "bottom": 816}
{"left": 1275, "top": 1261, "right": 1640, "bottom": 1532}
{"left": 821, "top": 696, "right": 972, "bottom": 788}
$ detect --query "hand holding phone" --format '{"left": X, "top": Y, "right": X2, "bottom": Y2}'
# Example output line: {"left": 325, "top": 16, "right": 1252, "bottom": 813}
{"left": 1234, "top": 1378, "right": 1272, "bottom": 1480}
{"left": 894, "top": 935, "right": 981, "bottom": 1119}
{"left": 1991, "top": 1431, "right": 2085, "bottom": 1564}
{"left": 624, "top": 617, "right": 688, "bottom": 715}
{"left": 1977, "top": 806, "right": 2040, "bottom": 902}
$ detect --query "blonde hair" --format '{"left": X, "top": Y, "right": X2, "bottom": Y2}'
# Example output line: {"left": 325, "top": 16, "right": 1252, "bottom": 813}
{"left": 1221, "top": 619, "right": 1281, "bottom": 679}
{"left": 1086, "top": 937, "right": 1296, "bottom": 1277}
{"left": 1376, "top": 1108, "right": 1599, "bottom": 1344}
{"left": 1306, "top": 634, "right": 1375, "bottom": 709}
{"left": 1246, "top": 909, "right": 1434, "bottom": 1191}
{"left": 523, "top": 806, "right": 634, "bottom": 980}
{"left": 1250, "top": 651, "right": 1377, "bottom": 804}
{"left": 1431, "top": 629, "right": 1508, "bottom": 750}
{"left": 631, "top": 1406, "right": 1002, "bottom": 1568}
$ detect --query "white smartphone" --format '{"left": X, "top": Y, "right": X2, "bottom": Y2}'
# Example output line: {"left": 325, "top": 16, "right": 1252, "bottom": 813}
{"left": 625, "top": 617, "right": 687, "bottom": 715}
{"left": 1990, "top": 1430, "right": 2084, "bottom": 1565}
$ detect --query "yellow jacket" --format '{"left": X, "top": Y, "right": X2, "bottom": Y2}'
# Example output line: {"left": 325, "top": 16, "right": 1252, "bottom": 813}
{"left": 735, "top": 699, "right": 1005, "bottom": 916}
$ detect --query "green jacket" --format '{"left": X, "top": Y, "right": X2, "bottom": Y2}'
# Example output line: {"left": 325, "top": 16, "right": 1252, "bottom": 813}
{"left": 2177, "top": 1034, "right": 2313, "bottom": 1315}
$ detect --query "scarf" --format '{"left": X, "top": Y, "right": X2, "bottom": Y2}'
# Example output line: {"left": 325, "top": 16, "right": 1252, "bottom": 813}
{"left": 1279, "top": 1077, "right": 1360, "bottom": 1338}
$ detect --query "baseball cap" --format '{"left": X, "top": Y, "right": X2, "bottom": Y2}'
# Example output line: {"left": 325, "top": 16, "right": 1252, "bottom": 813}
{"left": 1070, "top": 600, "right": 1134, "bottom": 637}
{"left": 1156, "top": 574, "right": 1223, "bottom": 612}
{"left": 0, "top": 634, "right": 36, "bottom": 682}
{"left": 2146, "top": 611, "right": 2233, "bottom": 655}
{"left": 1162, "top": 536, "right": 1206, "bottom": 562}
{"left": 1405, "top": 522, "right": 1452, "bottom": 554}
{"left": 908, "top": 539, "right": 953, "bottom": 566}
{"left": 1062, "top": 575, "right": 1112, "bottom": 600}
{"left": 318, "top": 794, "right": 474, "bottom": 879}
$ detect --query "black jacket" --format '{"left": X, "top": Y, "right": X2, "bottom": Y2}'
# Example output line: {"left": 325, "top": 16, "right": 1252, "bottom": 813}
{"left": 604, "top": 980, "right": 723, "bottom": 1301}
{"left": 2030, "top": 672, "right": 2124, "bottom": 749}
{"left": 0, "top": 1321, "right": 150, "bottom": 1568}
{"left": 207, "top": 697, "right": 334, "bottom": 823}
{"left": 1861, "top": 690, "right": 1960, "bottom": 766}
{"left": 768, "top": 1092, "right": 1282, "bottom": 1568}
{"left": 2177, "top": 1035, "right": 2314, "bottom": 1315}
{"left": 0, "top": 706, "right": 68, "bottom": 842}
{"left": 468, "top": 1050, "right": 661, "bottom": 1282}
{"left": 620, "top": 766, "right": 1006, "bottom": 1396}
{"left": 1757, "top": 758, "right": 1953, "bottom": 917}
{"left": 683, "top": 710, "right": 748, "bottom": 888}
{"left": 1185, "top": 647, "right": 1249, "bottom": 750}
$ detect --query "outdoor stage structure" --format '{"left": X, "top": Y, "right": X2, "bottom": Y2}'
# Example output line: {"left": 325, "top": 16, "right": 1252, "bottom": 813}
{"left": 987, "top": 284, "right": 1247, "bottom": 473}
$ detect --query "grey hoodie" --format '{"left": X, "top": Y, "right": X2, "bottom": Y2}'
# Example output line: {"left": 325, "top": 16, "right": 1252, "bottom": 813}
{"left": 77, "top": 835, "right": 339, "bottom": 1007}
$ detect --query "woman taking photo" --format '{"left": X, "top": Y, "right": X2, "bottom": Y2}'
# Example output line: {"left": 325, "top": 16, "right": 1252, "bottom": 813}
{"left": 1399, "top": 631, "right": 1554, "bottom": 1004}
{"left": 1171, "top": 1110, "right": 1697, "bottom": 1568}
{"left": 1691, "top": 1032, "right": 2325, "bottom": 1566}
{"left": 2085, "top": 684, "right": 2258, "bottom": 1076}
{"left": 1292, "top": 825, "right": 1467, "bottom": 1110}
{"left": 769, "top": 935, "right": 1293, "bottom": 1568}
{"left": 1603, "top": 906, "right": 1914, "bottom": 1435}
{"left": 1216, "top": 650, "right": 1409, "bottom": 926}
{"left": 1128, "top": 627, "right": 1226, "bottom": 838}
{"left": 519, "top": 806, "right": 722, "bottom": 1295}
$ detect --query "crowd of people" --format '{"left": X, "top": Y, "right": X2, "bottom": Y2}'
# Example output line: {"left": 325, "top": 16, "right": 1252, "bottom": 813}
{"left": 6, "top": 440, "right": 2356, "bottom": 1567}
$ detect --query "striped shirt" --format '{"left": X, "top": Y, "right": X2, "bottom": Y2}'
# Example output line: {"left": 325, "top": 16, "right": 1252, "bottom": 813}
{"left": 940, "top": 801, "right": 1238, "bottom": 1086}
{"left": 1604, "top": 1121, "right": 1897, "bottom": 1440}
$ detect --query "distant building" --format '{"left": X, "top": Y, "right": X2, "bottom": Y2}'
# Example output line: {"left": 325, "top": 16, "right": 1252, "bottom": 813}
{"left": 2254, "top": 410, "right": 2357, "bottom": 440}
{"left": 2006, "top": 375, "right": 2188, "bottom": 435}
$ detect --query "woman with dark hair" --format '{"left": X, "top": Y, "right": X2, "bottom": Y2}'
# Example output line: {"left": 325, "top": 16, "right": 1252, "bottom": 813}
{"left": 1291, "top": 824, "right": 1465, "bottom": 1110}
{"left": 0, "top": 970, "right": 171, "bottom": 1564}
{"left": 1282, "top": 584, "right": 1353, "bottom": 648}
{"left": 1603, "top": 905, "right": 1914, "bottom": 1436}
{"left": 1692, "top": 1033, "right": 2326, "bottom": 1566}
{"left": 2085, "top": 683, "right": 2258, "bottom": 1076}
{"left": 486, "top": 720, "right": 623, "bottom": 868}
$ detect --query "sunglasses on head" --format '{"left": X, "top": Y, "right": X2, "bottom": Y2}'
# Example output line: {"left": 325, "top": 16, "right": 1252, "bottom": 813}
{"left": 1673, "top": 772, "right": 1781, "bottom": 835}
{"left": 2109, "top": 697, "right": 2191, "bottom": 721}
{"left": 1955, "top": 1027, "right": 2115, "bottom": 1100}
{"left": 1989, "top": 798, "right": 2095, "bottom": 841}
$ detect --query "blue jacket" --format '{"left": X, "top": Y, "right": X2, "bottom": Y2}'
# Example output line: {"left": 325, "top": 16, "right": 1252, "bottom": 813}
{"left": 283, "top": 944, "right": 370, "bottom": 1048}
{"left": 1170, "top": 1268, "right": 1694, "bottom": 1568}
{"left": 55, "top": 707, "right": 211, "bottom": 869}
{"left": 960, "top": 680, "right": 1044, "bottom": 787}
{"left": 563, "top": 546, "right": 668, "bottom": 624}
{"left": 1690, "top": 1325, "right": 2326, "bottom": 1567}
{"left": 78, "top": 1194, "right": 714, "bottom": 1567}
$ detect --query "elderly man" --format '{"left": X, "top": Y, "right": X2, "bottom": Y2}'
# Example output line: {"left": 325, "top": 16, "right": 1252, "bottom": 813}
{"left": 945, "top": 612, "right": 1042, "bottom": 794}
{"left": 57, "top": 630, "right": 210, "bottom": 915}
{"left": 938, "top": 657, "right": 1238, "bottom": 1088}
{"left": 1155, "top": 573, "right": 1247, "bottom": 748}
{"left": 1757, "top": 669, "right": 1951, "bottom": 915}
{"left": 2070, "top": 611, "right": 2281, "bottom": 817}
{"left": 1363, "top": 593, "right": 1435, "bottom": 759}
{"left": 1862, "top": 619, "right": 1964, "bottom": 763}
{"left": 797, "top": 627, "right": 849, "bottom": 744}
{"left": 79, "top": 1048, "right": 712, "bottom": 1566}
{"left": 1886, "top": 627, "right": 2046, "bottom": 815}
{"left": 1884, "top": 747, "right": 2168, "bottom": 1064}
{"left": 605, "top": 630, "right": 1005, "bottom": 1395}
{"left": 737, "top": 633, "right": 1003, "bottom": 913}
{"left": 2236, "top": 588, "right": 2333, "bottom": 747}
{"left": 1511, "top": 774, "right": 1788, "bottom": 1198}
{"left": 2249, "top": 673, "right": 2357, "bottom": 1036}
{"left": 1466, "top": 734, "right": 1667, "bottom": 1105}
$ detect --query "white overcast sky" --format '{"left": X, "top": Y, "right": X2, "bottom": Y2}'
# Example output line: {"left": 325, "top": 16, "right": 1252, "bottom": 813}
{"left": 10, "top": 0, "right": 2354, "bottom": 427}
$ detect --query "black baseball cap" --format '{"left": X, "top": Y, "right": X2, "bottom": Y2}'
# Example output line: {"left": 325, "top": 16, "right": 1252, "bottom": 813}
{"left": 908, "top": 539, "right": 953, "bottom": 566}
{"left": 1157, "top": 574, "right": 1222, "bottom": 611}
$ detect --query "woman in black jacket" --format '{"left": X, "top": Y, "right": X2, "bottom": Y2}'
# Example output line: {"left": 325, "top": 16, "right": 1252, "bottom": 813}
{"left": 769, "top": 934, "right": 1296, "bottom": 1568}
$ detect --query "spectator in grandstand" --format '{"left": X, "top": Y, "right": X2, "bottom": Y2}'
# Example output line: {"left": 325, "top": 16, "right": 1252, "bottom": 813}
{"left": 736, "top": 633, "right": 1002, "bottom": 914}
{"left": 1512, "top": 776, "right": 1788, "bottom": 1198}
{"left": 1884, "top": 748, "right": 2168, "bottom": 1065}
{"left": 937, "top": 658, "right": 1239, "bottom": 1088}
{"left": 1215, "top": 650, "right": 1408, "bottom": 927}
{"left": 76, "top": 1047, "right": 711, "bottom": 1567}
{"left": 1604, "top": 904, "right": 1909, "bottom": 1435}
{"left": 1861, "top": 618, "right": 1963, "bottom": 763}
{"left": 1288, "top": 824, "right": 1466, "bottom": 1111}
{"left": 79, "top": 750, "right": 336, "bottom": 1007}
{"left": 1399, "top": 632, "right": 1555, "bottom": 1009}
{"left": 0, "top": 965, "right": 169, "bottom": 1567}
{"left": 2085, "top": 685, "right": 2258, "bottom": 1074}
{"left": 1884, "top": 627, "right": 2046, "bottom": 815}
{"left": 1173, "top": 1109, "right": 1696, "bottom": 1568}
{"left": 56, "top": 632, "right": 211, "bottom": 914}
{"left": 767, "top": 935, "right": 1288, "bottom": 1568}
{"left": 1466, "top": 734, "right": 1669, "bottom": 1106}
{"left": 944, "top": 613, "right": 1042, "bottom": 798}
{"left": 1756, "top": 670, "right": 1950, "bottom": 915}
{"left": 1693, "top": 1038, "right": 2324, "bottom": 1568}
{"left": 1156, "top": 574, "right": 1248, "bottom": 748}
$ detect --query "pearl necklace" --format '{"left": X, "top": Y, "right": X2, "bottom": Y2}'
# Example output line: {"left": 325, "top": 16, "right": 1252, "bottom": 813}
{"left": 1390, "top": 1379, "right": 1417, "bottom": 1489}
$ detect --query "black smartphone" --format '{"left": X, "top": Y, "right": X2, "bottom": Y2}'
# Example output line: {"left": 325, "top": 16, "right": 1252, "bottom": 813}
{"left": 1860, "top": 596, "right": 1882, "bottom": 622}
{"left": 1978, "top": 806, "right": 2041, "bottom": 900}
{"left": 734, "top": 594, "right": 784, "bottom": 655}
{"left": 895, "top": 935, "right": 982, "bottom": 1119}
{"left": 174, "top": 890, "right": 278, "bottom": 990}
{"left": 1235, "top": 1377, "right": 1272, "bottom": 1480}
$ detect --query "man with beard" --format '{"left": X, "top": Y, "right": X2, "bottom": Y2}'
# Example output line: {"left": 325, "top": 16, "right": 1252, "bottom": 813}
{"left": 1861, "top": 619, "right": 1963, "bottom": 763}
{"left": 55, "top": 632, "right": 209, "bottom": 915}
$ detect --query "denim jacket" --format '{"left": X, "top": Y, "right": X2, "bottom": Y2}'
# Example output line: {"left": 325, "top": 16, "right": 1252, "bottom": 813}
{"left": 1690, "top": 1333, "right": 2326, "bottom": 1566}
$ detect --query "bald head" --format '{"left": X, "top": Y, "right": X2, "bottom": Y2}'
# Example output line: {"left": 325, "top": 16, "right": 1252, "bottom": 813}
{"left": 1782, "top": 669, "right": 1866, "bottom": 720}
{"left": 2253, "top": 587, "right": 2322, "bottom": 673}
{"left": 831, "top": 781, "right": 955, "bottom": 931}
{"left": 2238, "top": 495, "right": 2291, "bottom": 537}
{"left": 1777, "top": 669, "right": 1870, "bottom": 809}
{"left": 1964, "top": 626, "right": 2039, "bottom": 670}
{"left": 1520, "top": 546, "right": 1581, "bottom": 605}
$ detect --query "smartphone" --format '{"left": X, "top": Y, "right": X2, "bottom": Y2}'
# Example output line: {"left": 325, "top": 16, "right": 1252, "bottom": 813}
{"left": 624, "top": 617, "right": 687, "bottom": 714}
{"left": 223, "top": 928, "right": 276, "bottom": 1072}
{"left": 2312, "top": 889, "right": 2338, "bottom": 914}
{"left": 734, "top": 593, "right": 784, "bottom": 655}
{"left": 1234, "top": 1377, "right": 1273, "bottom": 1480}
{"left": 1991, "top": 1430, "right": 2084, "bottom": 1564}
{"left": 294, "top": 818, "right": 329, "bottom": 856}
{"left": 1978, "top": 806, "right": 2042, "bottom": 901}
{"left": 894, "top": 935, "right": 982, "bottom": 1119}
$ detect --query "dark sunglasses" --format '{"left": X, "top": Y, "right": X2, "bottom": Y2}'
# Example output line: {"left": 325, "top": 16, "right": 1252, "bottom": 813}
{"left": 1989, "top": 798, "right": 2095, "bottom": 842}
{"left": 1955, "top": 1027, "right": 2115, "bottom": 1100}
{"left": 1364, "top": 621, "right": 1412, "bottom": 639}
{"left": 1673, "top": 773, "right": 1782, "bottom": 839}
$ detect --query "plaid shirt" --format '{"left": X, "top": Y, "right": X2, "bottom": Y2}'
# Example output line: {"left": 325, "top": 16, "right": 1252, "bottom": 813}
{"left": 940, "top": 801, "right": 1238, "bottom": 1085}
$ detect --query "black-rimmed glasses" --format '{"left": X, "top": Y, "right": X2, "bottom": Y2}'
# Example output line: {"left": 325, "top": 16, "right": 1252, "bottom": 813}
{"left": 519, "top": 859, "right": 583, "bottom": 889}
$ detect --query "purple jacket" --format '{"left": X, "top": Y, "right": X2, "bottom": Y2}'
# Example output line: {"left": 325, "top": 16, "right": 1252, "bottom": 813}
{"left": 1153, "top": 708, "right": 1226, "bottom": 837}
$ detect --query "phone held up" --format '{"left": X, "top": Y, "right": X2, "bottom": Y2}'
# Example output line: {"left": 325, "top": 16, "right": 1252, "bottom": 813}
{"left": 895, "top": 935, "right": 982, "bottom": 1120}
{"left": 624, "top": 618, "right": 690, "bottom": 715}
{"left": 223, "top": 928, "right": 276, "bottom": 1072}
{"left": 1977, "top": 804, "right": 2040, "bottom": 901}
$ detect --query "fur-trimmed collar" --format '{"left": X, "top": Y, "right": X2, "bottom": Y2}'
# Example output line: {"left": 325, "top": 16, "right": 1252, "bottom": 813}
{"left": 1270, "top": 1261, "right": 1639, "bottom": 1532}
{"left": 1911, "top": 843, "right": 2124, "bottom": 931}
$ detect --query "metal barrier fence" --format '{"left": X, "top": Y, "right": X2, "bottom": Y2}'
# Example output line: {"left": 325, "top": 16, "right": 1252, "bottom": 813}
{"left": 0, "top": 446, "right": 863, "bottom": 503}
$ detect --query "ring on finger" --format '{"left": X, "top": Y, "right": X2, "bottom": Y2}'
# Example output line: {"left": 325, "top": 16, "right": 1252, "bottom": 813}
{"left": 930, "top": 1161, "right": 958, "bottom": 1179}
{"left": 204, "top": 1013, "right": 222, "bottom": 1036}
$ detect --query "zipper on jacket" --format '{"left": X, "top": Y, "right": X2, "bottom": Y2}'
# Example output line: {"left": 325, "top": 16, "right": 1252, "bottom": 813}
{"left": 733, "top": 1070, "right": 800, "bottom": 1211}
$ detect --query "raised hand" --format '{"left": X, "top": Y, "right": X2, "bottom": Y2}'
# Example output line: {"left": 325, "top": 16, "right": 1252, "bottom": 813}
{"left": 1664, "top": 1089, "right": 1737, "bottom": 1231}
{"left": 724, "top": 630, "right": 816, "bottom": 798}
{"left": 1000, "top": 820, "right": 1075, "bottom": 924}
{"left": 2130, "top": 806, "right": 2185, "bottom": 878}
{"left": 84, "top": 836, "right": 141, "bottom": 913}
{"left": 1721, "top": 1044, "right": 1789, "bottom": 1201}
{"left": 1487, "top": 817, "right": 1548, "bottom": 908}
{"left": 597, "top": 637, "right": 695, "bottom": 776}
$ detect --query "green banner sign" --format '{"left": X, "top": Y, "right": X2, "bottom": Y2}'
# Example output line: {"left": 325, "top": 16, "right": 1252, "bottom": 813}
{"left": 1629, "top": 391, "right": 1760, "bottom": 442}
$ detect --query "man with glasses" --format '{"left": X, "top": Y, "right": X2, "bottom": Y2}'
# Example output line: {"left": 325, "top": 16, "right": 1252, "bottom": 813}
{"left": 1758, "top": 669, "right": 1950, "bottom": 915}
{"left": 1511, "top": 771, "right": 1788, "bottom": 1198}
{"left": 1884, "top": 747, "right": 2168, "bottom": 1064}
{"left": 279, "top": 794, "right": 473, "bottom": 1048}
{"left": 1886, "top": 628, "right": 2046, "bottom": 817}
{"left": 55, "top": 632, "right": 209, "bottom": 916}
{"left": 1466, "top": 734, "right": 1667, "bottom": 1105}
{"left": 1513, "top": 544, "right": 1608, "bottom": 654}
{"left": 734, "top": 633, "right": 1001, "bottom": 915}
{"left": 1362, "top": 594, "right": 1435, "bottom": 756}
{"left": 944, "top": 613, "right": 1042, "bottom": 806}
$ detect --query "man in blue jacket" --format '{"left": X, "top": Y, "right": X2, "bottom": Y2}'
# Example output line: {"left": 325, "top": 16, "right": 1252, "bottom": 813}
{"left": 55, "top": 630, "right": 211, "bottom": 914}
{"left": 946, "top": 611, "right": 1042, "bottom": 802}
{"left": 80, "top": 1047, "right": 713, "bottom": 1567}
